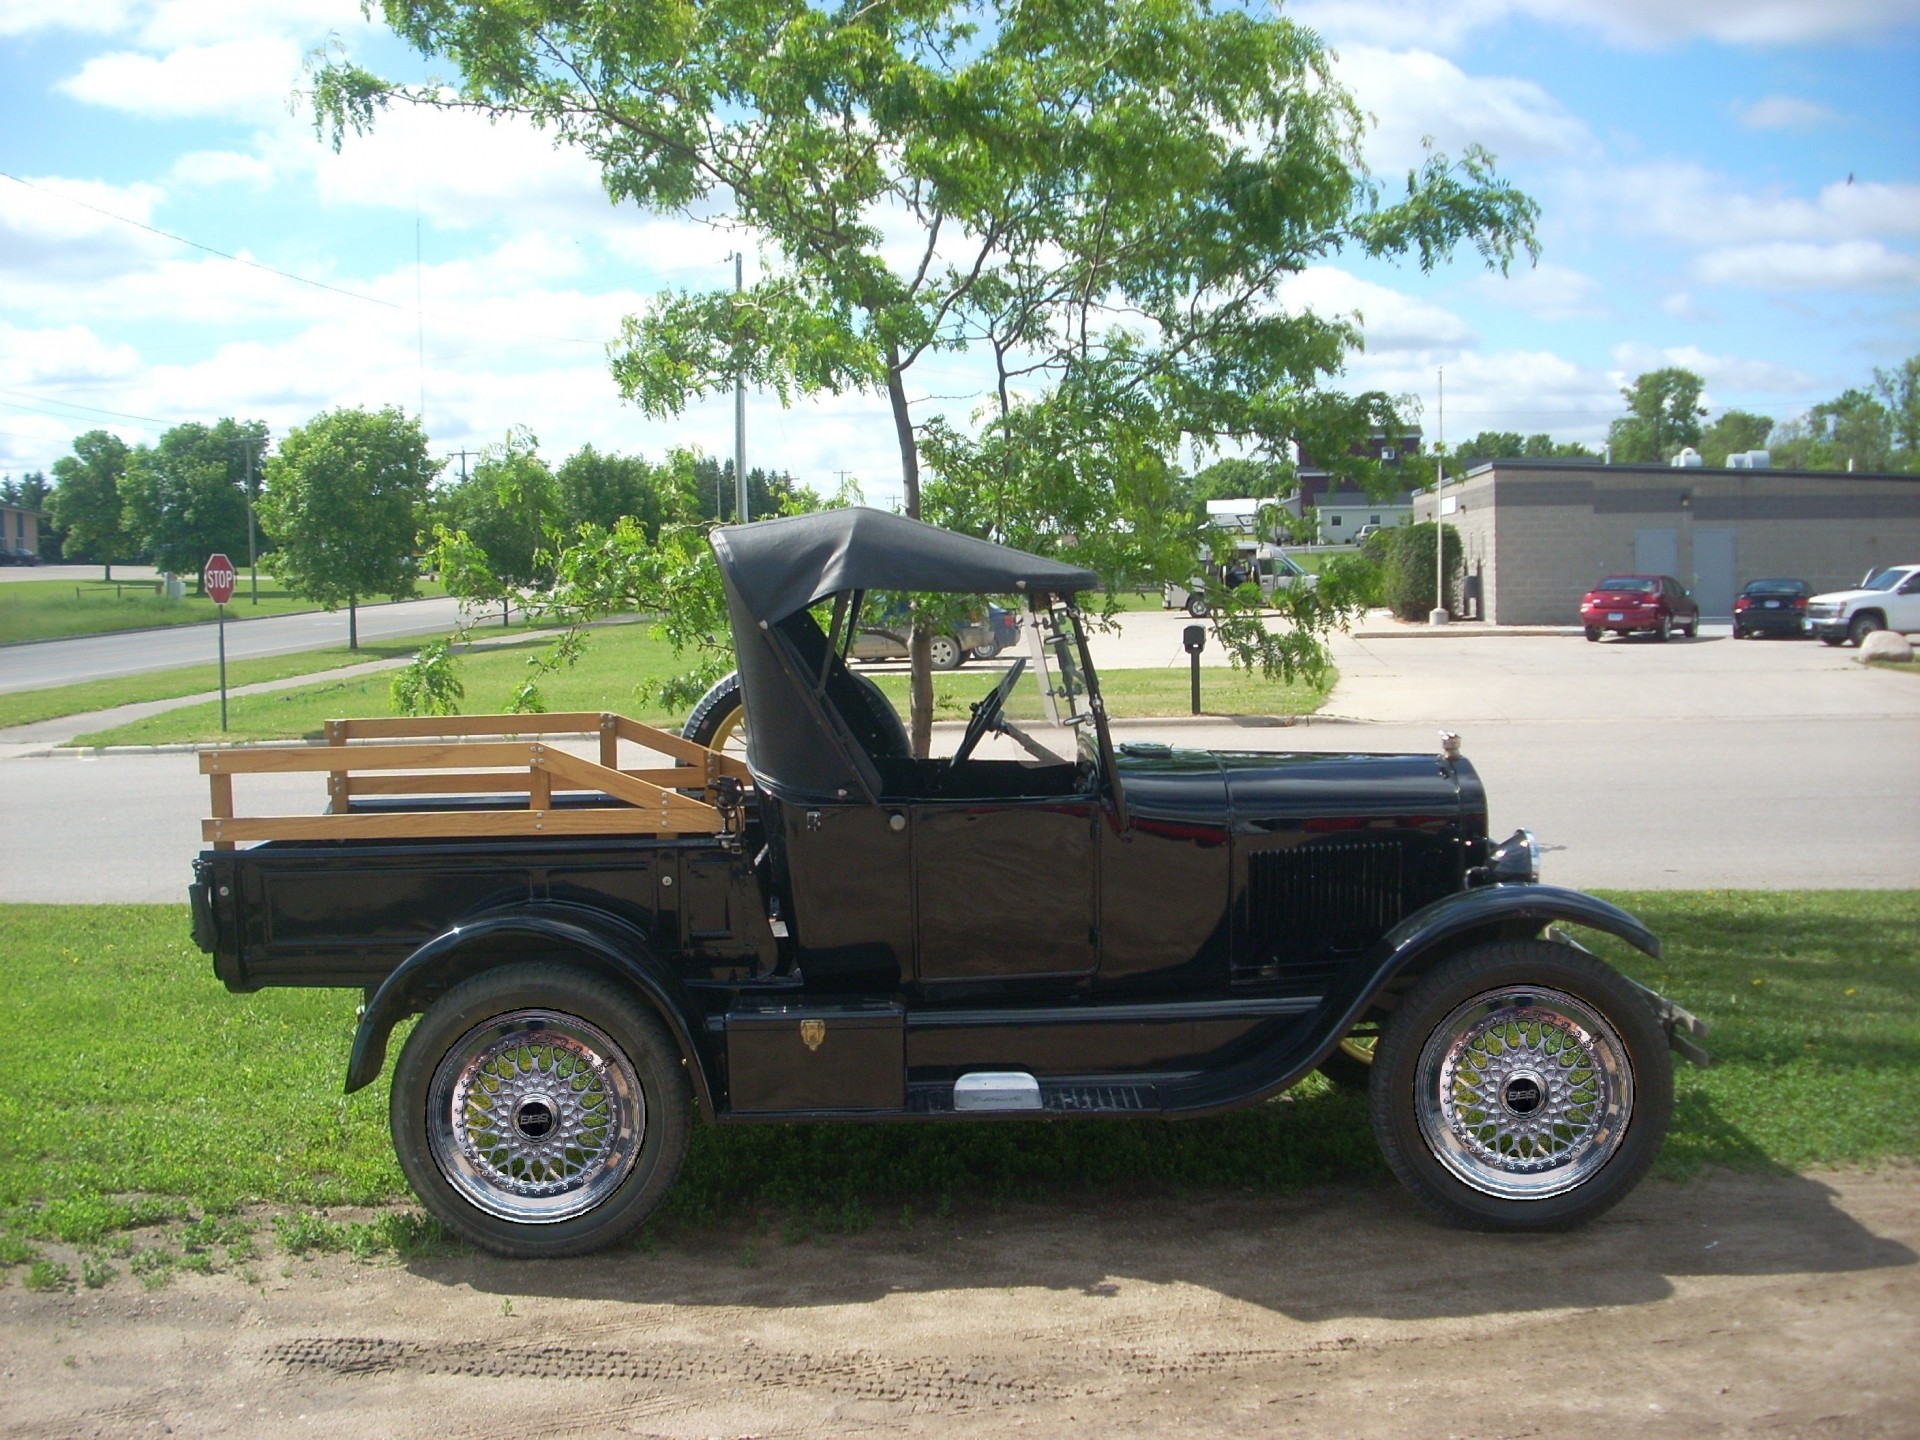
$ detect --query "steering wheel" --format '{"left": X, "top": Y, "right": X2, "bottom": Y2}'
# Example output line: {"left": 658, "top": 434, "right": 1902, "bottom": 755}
{"left": 948, "top": 657, "right": 1026, "bottom": 769}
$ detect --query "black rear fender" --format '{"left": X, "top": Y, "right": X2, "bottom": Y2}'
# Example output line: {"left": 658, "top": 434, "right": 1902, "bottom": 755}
{"left": 344, "top": 905, "right": 715, "bottom": 1113}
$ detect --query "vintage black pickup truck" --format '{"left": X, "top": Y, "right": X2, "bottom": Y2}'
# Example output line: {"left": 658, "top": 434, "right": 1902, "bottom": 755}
{"left": 190, "top": 507, "right": 1705, "bottom": 1257}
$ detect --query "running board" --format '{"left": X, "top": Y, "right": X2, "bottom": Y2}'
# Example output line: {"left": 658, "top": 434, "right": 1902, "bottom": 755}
{"left": 910, "top": 1075, "right": 1163, "bottom": 1115}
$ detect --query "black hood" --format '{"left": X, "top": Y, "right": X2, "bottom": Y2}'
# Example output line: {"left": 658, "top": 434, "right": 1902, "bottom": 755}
{"left": 1114, "top": 744, "right": 1487, "bottom": 838}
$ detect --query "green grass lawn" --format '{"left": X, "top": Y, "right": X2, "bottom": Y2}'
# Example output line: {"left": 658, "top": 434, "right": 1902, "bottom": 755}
{"left": 0, "top": 641, "right": 428, "bottom": 730}
{"left": 67, "top": 623, "right": 1334, "bottom": 746}
{"left": 0, "top": 891, "right": 1911, "bottom": 1272}
{"left": 0, "top": 575, "right": 448, "bottom": 645}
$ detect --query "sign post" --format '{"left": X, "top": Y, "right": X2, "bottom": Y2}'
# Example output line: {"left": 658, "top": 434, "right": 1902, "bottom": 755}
{"left": 203, "top": 553, "right": 236, "bottom": 731}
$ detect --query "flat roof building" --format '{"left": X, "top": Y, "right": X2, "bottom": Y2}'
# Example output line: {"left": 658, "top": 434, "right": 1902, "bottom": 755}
{"left": 1412, "top": 460, "right": 1920, "bottom": 624}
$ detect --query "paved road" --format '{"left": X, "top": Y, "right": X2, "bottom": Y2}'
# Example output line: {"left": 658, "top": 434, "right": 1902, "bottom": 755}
{"left": 0, "top": 595, "right": 469, "bottom": 693}
{"left": 1, "top": 616, "right": 1914, "bottom": 900}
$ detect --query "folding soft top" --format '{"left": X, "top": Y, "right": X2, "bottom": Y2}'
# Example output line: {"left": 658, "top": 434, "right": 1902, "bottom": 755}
{"left": 711, "top": 507, "right": 1096, "bottom": 625}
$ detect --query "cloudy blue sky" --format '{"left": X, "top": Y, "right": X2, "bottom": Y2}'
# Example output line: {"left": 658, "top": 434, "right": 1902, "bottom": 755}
{"left": 3, "top": 0, "right": 1916, "bottom": 505}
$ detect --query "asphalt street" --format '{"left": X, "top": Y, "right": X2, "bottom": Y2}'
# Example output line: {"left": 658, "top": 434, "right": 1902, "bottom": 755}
{"left": 1, "top": 611, "right": 1914, "bottom": 901}
{"left": 0, "top": 593, "right": 469, "bottom": 693}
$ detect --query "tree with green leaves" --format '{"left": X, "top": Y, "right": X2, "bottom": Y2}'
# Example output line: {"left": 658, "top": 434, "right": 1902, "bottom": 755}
{"left": 1608, "top": 369, "right": 1706, "bottom": 464}
{"left": 686, "top": 458, "right": 812, "bottom": 525}
{"left": 49, "top": 431, "right": 138, "bottom": 577}
{"left": 1699, "top": 409, "right": 1773, "bottom": 467}
{"left": 259, "top": 406, "right": 437, "bottom": 649}
{"left": 557, "top": 444, "right": 680, "bottom": 542}
{"left": 1874, "top": 354, "right": 1920, "bottom": 464}
{"left": 119, "top": 419, "right": 267, "bottom": 588}
{"left": 317, "top": 0, "right": 1537, "bottom": 752}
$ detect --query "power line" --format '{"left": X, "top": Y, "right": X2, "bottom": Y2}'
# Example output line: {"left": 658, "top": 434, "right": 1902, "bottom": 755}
{"left": 0, "top": 389, "right": 171, "bottom": 425}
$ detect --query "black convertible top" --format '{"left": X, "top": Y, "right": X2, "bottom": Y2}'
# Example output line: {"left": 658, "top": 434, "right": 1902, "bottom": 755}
{"left": 711, "top": 507, "right": 1095, "bottom": 625}
{"left": 708, "top": 508, "right": 1095, "bottom": 803}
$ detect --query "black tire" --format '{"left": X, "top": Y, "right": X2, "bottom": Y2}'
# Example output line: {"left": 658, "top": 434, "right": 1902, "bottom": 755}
{"left": 681, "top": 672, "right": 745, "bottom": 749}
{"left": 928, "top": 634, "right": 964, "bottom": 670}
{"left": 1655, "top": 614, "right": 1672, "bottom": 642}
{"left": 1682, "top": 618, "right": 1698, "bottom": 638}
{"left": 1186, "top": 595, "right": 1211, "bottom": 619}
{"left": 972, "top": 639, "right": 1000, "bottom": 661}
{"left": 1820, "top": 635, "right": 1844, "bottom": 647}
{"left": 684, "top": 670, "right": 908, "bottom": 760}
{"left": 390, "top": 963, "right": 692, "bottom": 1258}
{"left": 1583, "top": 627, "right": 1601, "bottom": 642}
{"left": 1368, "top": 939, "right": 1672, "bottom": 1232}
{"left": 1847, "top": 613, "right": 1882, "bottom": 648}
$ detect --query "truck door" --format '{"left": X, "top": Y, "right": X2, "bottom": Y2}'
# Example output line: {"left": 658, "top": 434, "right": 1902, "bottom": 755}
{"left": 910, "top": 798, "right": 1099, "bottom": 984}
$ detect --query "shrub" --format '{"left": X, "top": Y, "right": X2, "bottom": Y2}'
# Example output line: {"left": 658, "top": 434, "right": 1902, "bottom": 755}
{"left": 1365, "top": 523, "right": 1462, "bottom": 621}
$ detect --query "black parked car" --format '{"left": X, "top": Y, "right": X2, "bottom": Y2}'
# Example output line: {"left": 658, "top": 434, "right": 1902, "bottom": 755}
{"left": 0, "top": 546, "right": 41, "bottom": 566}
{"left": 1732, "top": 578, "right": 1812, "bottom": 639}
{"left": 190, "top": 508, "right": 1704, "bottom": 1257}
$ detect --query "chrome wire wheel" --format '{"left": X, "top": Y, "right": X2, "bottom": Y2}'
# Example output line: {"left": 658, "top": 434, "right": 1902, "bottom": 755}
{"left": 427, "top": 1009, "right": 646, "bottom": 1225}
{"left": 1414, "top": 986, "right": 1633, "bottom": 1201}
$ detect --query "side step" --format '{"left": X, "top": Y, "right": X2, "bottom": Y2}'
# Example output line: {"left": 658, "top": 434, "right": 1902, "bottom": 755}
{"left": 910, "top": 1073, "right": 1161, "bottom": 1115}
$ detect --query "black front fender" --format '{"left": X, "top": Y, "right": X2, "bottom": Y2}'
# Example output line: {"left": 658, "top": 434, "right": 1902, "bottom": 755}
{"left": 1163, "top": 884, "right": 1662, "bottom": 1115}
{"left": 344, "top": 906, "right": 715, "bottom": 1113}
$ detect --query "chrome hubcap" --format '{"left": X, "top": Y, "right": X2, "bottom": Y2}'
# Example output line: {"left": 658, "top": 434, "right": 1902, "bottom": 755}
{"left": 1414, "top": 986, "right": 1632, "bottom": 1201}
{"left": 428, "top": 1009, "right": 645, "bottom": 1224}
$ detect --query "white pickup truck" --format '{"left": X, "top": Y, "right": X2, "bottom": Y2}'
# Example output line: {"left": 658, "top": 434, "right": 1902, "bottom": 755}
{"left": 1804, "top": 563, "right": 1920, "bottom": 646}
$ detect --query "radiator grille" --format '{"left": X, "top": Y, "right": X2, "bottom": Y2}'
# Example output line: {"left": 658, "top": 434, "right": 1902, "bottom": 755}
{"left": 1241, "top": 839, "right": 1410, "bottom": 986}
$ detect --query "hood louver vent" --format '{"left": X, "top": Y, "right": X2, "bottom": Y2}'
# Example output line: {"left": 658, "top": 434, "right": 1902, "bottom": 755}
{"left": 1240, "top": 839, "right": 1412, "bottom": 988}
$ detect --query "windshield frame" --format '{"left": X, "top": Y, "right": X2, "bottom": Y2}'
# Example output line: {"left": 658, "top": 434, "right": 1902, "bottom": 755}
{"left": 1025, "top": 595, "right": 1128, "bottom": 830}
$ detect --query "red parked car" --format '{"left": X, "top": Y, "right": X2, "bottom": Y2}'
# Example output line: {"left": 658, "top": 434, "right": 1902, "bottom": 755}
{"left": 1579, "top": 574, "right": 1699, "bottom": 642}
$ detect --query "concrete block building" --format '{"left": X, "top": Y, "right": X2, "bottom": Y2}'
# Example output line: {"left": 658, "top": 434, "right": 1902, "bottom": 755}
{"left": 1412, "top": 460, "right": 1920, "bottom": 624}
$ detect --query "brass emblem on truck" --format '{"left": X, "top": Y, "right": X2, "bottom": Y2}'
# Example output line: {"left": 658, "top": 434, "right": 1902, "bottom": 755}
{"left": 800, "top": 1020, "right": 826, "bottom": 1052}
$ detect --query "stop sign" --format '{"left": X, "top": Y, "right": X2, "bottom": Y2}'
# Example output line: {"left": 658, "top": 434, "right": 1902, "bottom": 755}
{"left": 203, "top": 553, "right": 236, "bottom": 605}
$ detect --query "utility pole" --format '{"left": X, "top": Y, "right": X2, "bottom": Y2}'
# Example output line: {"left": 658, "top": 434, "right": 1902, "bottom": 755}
{"left": 231, "top": 434, "right": 261, "bottom": 604}
{"left": 446, "top": 447, "right": 478, "bottom": 484}
{"left": 1430, "top": 366, "right": 1449, "bottom": 626}
{"left": 729, "top": 251, "right": 748, "bottom": 524}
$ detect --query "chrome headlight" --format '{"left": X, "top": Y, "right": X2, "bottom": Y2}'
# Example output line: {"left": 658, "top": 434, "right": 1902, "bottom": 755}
{"left": 1483, "top": 828, "right": 1539, "bottom": 885}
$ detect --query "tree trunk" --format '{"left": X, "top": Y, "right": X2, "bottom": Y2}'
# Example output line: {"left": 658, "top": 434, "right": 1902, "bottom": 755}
{"left": 349, "top": 598, "right": 359, "bottom": 651}
{"left": 885, "top": 350, "right": 935, "bottom": 758}
{"left": 103, "top": 564, "right": 112, "bottom": 581}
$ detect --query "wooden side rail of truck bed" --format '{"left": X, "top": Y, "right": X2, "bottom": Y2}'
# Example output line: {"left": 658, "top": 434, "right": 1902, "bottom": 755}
{"left": 200, "top": 711, "right": 752, "bottom": 848}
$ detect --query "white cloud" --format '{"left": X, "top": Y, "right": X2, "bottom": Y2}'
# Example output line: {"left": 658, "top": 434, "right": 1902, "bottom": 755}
{"left": 1346, "top": 346, "right": 1625, "bottom": 447}
{"left": 1333, "top": 47, "right": 1594, "bottom": 174}
{"left": 1608, "top": 343, "right": 1818, "bottom": 395}
{"left": 0, "top": 0, "right": 130, "bottom": 37}
{"left": 0, "top": 322, "right": 143, "bottom": 389}
{"left": 1474, "top": 261, "right": 1609, "bottom": 321}
{"left": 1575, "top": 165, "right": 1920, "bottom": 249}
{"left": 1659, "top": 291, "right": 1715, "bottom": 321}
{"left": 0, "top": 176, "right": 175, "bottom": 284}
{"left": 1693, "top": 240, "right": 1920, "bottom": 290}
{"left": 57, "top": 38, "right": 304, "bottom": 122}
{"left": 1276, "top": 268, "right": 1479, "bottom": 354}
{"left": 1736, "top": 95, "right": 1836, "bottom": 131}
{"left": 1290, "top": 0, "right": 1920, "bottom": 50}
{"left": 169, "top": 149, "right": 277, "bottom": 188}
{"left": 133, "top": 0, "right": 361, "bottom": 49}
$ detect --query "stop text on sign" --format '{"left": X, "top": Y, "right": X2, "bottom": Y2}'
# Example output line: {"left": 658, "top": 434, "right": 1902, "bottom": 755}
{"left": 203, "top": 553, "right": 236, "bottom": 604}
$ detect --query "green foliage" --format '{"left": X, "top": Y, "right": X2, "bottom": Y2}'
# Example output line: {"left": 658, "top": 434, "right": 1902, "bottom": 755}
{"left": 686, "top": 458, "right": 813, "bottom": 525}
{"left": 1700, "top": 409, "right": 1774, "bottom": 466}
{"left": 1608, "top": 368, "right": 1707, "bottom": 463}
{"left": 1771, "top": 386, "right": 1899, "bottom": 473}
{"left": 434, "top": 425, "right": 563, "bottom": 597}
{"left": 557, "top": 444, "right": 682, "bottom": 541}
{"left": 258, "top": 406, "right": 436, "bottom": 628}
{"left": 1451, "top": 431, "right": 1597, "bottom": 467}
{"left": 315, "top": 0, "right": 1539, "bottom": 749}
{"left": 119, "top": 418, "right": 267, "bottom": 582}
{"left": 389, "top": 639, "right": 465, "bottom": 717}
{"left": 25, "top": 1260, "right": 71, "bottom": 1293}
{"left": 49, "top": 430, "right": 137, "bottom": 573}
{"left": 1362, "top": 522, "right": 1461, "bottom": 620}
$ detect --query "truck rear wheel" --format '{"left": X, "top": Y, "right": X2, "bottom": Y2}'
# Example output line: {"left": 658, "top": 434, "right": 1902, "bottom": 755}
{"left": 1369, "top": 939, "right": 1671, "bottom": 1232}
{"left": 391, "top": 963, "right": 691, "bottom": 1258}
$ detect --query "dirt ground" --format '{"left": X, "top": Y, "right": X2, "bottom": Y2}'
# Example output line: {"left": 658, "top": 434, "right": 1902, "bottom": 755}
{"left": 3, "top": 1167, "right": 1915, "bottom": 1440}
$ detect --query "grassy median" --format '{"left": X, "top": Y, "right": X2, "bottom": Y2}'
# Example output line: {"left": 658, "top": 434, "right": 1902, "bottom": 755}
{"left": 67, "top": 621, "right": 1333, "bottom": 745}
{"left": 0, "top": 891, "right": 1912, "bottom": 1277}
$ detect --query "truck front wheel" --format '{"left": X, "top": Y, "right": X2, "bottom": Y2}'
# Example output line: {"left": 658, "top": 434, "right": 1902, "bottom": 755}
{"left": 391, "top": 963, "right": 691, "bottom": 1257}
{"left": 1369, "top": 939, "right": 1671, "bottom": 1232}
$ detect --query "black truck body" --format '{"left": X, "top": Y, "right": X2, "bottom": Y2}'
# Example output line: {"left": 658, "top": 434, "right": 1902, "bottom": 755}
{"left": 190, "top": 508, "right": 1703, "bottom": 1256}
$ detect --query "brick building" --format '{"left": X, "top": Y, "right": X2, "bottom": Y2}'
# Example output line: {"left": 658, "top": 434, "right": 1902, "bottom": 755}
{"left": 1412, "top": 460, "right": 1920, "bottom": 624}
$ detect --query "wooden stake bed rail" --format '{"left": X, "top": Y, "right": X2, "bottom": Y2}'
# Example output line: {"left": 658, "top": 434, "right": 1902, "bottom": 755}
{"left": 201, "top": 712, "right": 752, "bottom": 848}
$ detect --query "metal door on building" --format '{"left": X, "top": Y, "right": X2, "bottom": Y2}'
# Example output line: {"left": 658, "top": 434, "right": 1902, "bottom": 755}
{"left": 1693, "top": 528, "right": 1737, "bottom": 619}
{"left": 1634, "top": 527, "right": 1678, "bottom": 578}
